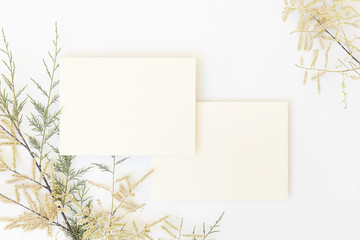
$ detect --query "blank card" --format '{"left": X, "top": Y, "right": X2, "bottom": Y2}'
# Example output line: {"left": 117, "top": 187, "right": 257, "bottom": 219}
{"left": 60, "top": 57, "right": 196, "bottom": 155}
{"left": 151, "top": 102, "right": 288, "bottom": 201}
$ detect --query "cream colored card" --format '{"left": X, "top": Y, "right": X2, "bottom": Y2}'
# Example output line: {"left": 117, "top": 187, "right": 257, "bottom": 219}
{"left": 60, "top": 57, "right": 196, "bottom": 155}
{"left": 151, "top": 102, "right": 288, "bottom": 201}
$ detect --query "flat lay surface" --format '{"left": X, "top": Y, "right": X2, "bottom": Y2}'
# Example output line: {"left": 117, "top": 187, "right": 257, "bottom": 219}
{"left": 1, "top": 0, "right": 360, "bottom": 239}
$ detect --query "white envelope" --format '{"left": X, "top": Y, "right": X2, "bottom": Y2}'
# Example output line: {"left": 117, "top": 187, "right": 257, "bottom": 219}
{"left": 59, "top": 57, "right": 196, "bottom": 156}
{"left": 151, "top": 102, "right": 288, "bottom": 200}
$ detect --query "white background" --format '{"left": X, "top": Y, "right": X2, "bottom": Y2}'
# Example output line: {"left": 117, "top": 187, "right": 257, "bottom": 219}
{"left": 1, "top": 0, "right": 360, "bottom": 239}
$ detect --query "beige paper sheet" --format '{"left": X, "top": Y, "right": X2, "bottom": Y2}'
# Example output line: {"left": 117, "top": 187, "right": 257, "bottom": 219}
{"left": 60, "top": 57, "right": 196, "bottom": 155}
{"left": 151, "top": 102, "right": 288, "bottom": 201}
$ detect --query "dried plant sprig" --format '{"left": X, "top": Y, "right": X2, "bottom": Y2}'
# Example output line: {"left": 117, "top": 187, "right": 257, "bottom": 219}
{"left": 163, "top": 212, "right": 224, "bottom": 240}
{"left": 0, "top": 23, "right": 77, "bottom": 239}
{"left": 201, "top": 211, "right": 224, "bottom": 239}
{"left": 27, "top": 22, "right": 61, "bottom": 168}
{"left": 283, "top": 0, "right": 360, "bottom": 108}
{"left": 0, "top": 192, "right": 67, "bottom": 232}
{"left": 81, "top": 156, "right": 159, "bottom": 239}
{"left": 52, "top": 148, "right": 91, "bottom": 210}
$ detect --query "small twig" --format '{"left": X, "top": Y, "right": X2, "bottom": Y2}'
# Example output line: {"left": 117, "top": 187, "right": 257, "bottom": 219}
{"left": 203, "top": 212, "right": 224, "bottom": 240}
{"left": 109, "top": 156, "right": 116, "bottom": 228}
{"left": 338, "top": 58, "right": 360, "bottom": 77}
{"left": 0, "top": 124, "right": 26, "bottom": 147}
{"left": 178, "top": 218, "right": 183, "bottom": 240}
{"left": 313, "top": 16, "right": 360, "bottom": 65}
{"left": 295, "top": 64, "right": 360, "bottom": 74}
{"left": 8, "top": 168, "right": 47, "bottom": 188}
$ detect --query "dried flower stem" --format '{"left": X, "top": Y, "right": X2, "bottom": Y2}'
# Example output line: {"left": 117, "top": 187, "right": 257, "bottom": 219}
{"left": 0, "top": 192, "right": 67, "bottom": 231}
